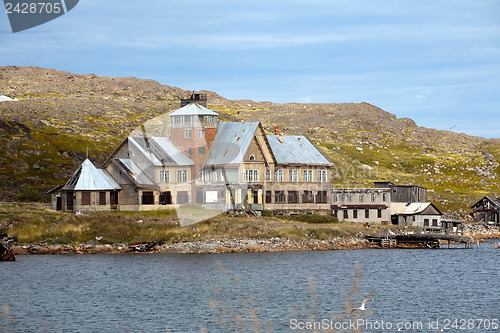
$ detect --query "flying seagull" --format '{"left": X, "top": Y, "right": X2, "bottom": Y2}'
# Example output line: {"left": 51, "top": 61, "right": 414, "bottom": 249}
{"left": 350, "top": 298, "right": 373, "bottom": 314}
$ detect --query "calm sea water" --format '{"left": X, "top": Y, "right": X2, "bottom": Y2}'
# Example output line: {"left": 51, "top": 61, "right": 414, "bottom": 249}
{"left": 1, "top": 241, "right": 499, "bottom": 333}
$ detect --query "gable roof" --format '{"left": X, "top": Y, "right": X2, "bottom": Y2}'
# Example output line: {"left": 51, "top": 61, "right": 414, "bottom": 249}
{"left": 267, "top": 135, "right": 332, "bottom": 166}
{"left": 130, "top": 137, "right": 193, "bottom": 166}
{"left": 169, "top": 103, "right": 218, "bottom": 116}
{"left": 472, "top": 196, "right": 500, "bottom": 209}
{"left": 204, "top": 122, "right": 260, "bottom": 166}
{"left": 390, "top": 202, "right": 442, "bottom": 216}
{"left": 62, "top": 159, "right": 121, "bottom": 191}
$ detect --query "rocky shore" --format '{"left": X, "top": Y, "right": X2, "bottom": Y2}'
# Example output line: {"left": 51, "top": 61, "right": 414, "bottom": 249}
{"left": 12, "top": 236, "right": 371, "bottom": 255}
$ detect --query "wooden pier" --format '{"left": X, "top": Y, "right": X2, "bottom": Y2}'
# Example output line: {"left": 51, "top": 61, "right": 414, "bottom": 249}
{"left": 365, "top": 233, "right": 476, "bottom": 249}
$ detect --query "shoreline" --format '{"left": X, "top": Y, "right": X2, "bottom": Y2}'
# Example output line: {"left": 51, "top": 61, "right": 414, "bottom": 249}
{"left": 13, "top": 237, "right": 372, "bottom": 255}
{"left": 11, "top": 233, "right": 500, "bottom": 255}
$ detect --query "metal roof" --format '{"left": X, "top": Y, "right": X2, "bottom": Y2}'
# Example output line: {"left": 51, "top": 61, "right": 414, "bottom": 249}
{"left": 130, "top": 137, "right": 193, "bottom": 166}
{"left": 169, "top": 103, "right": 218, "bottom": 116}
{"left": 267, "top": 135, "right": 332, "bottom": 165}
{"left": 63, "top": 159, "right": 121, "bottom": 191}
{"left": 204, "top": 122, "right": 259, "bottom": 165}
{"left": 390, "top": 202, "right": 442, "bottom": 215}
{"left": 115, "top": 158, "right": 157, "bottom": 188}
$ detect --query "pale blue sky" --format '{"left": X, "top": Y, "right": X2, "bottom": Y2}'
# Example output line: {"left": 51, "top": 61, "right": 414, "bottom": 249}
{"left": 1, "top": 0, "right": 499, "bottom": 138}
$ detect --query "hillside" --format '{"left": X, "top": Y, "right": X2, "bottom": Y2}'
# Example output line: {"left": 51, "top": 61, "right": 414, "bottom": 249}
{"left": 1, "top": 66, "right": 499, "bottom": 219}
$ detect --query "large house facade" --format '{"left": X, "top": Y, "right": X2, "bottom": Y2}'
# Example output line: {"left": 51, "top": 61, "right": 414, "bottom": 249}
{"left": 50, "top": 101, "right": 333, "bottom": 215}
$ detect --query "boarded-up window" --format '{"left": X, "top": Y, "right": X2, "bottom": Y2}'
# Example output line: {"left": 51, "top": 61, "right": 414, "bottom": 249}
{"left": 265, "top": 191, "right": 272, "bottom": 204}
{"left": 177, "top": 191, "right": 189, "bottom": 204}
{"left": 81, "top": 192, "right": 91, "bottom": 205}
{"left": 142, "top": 191, "right": 155, "bottom": 205}
{"left": 99, "top": 192, "right": 106, "bottom": 205}
{"left": 288, "top": 191, "right": 299, "bottom": 203}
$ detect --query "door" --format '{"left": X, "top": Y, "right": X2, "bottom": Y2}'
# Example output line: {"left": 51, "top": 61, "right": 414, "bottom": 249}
{"left": 56, "top": 197, "right": 62, "bottom": 211}
{"left": 66, "top": 192, "right": 74, "bottom": 211}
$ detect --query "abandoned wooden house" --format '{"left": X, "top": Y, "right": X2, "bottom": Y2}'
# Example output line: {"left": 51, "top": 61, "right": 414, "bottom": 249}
{"left": 49, "top": 100, "right": 333, "bottom": 215}
{"left": 471, "top": 196, "right": 500, "bottom": 225}
{"left": 330, "top": 187, "right": 391, "bottom": 223}
{"left": 374, "top": 181, "right": 427, "bottom": 202}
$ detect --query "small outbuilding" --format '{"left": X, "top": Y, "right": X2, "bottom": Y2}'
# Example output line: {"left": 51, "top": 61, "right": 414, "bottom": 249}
{"left": 390, "top": 202, "right": 443, "bottom": 231}
{"left": 48, "top": 159, "right": 121, "bottom": 212}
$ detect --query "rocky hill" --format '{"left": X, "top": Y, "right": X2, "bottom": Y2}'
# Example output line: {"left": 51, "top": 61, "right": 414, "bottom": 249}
{"left": 1, "top": 66, "right": 499, "bottom": 218}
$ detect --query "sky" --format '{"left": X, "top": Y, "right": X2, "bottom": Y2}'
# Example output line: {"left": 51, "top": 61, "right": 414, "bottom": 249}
{"left": 1, "top": 0, "right": 499, "bottom": 138}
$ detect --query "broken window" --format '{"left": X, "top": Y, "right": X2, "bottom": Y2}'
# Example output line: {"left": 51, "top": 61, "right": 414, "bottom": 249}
{"left": 81, "top": 192, "right": 91, "bottom": 205}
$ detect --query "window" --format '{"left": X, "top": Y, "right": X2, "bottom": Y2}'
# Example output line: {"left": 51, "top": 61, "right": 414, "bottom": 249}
{"left": 365, "top": 209, "right": 370, "bottom": 219}
{"left": 288, "top": 191, "right": 299, "bottom": 203}
{"left": 265, "top": 191, "right": 272, "bottom": 204}
{"left": 353, "top": 210, "right": 358, "bottom": 219}
{"left": 316, "top": 191, "right": 328, "bottom": 203}
{"left": 382, "top": 193, "right": 388, "bottom": 202}
{"left": 187, "top": 147, "right": 192, "bottom": 156}
{"left": 81, "top": 192, "right": 91, "bottom": 205}
{"left": 343, "top": 210, "right": 349, "bottom": 219}
{"left": 274, "top": 169, "right": 283, "bottom": 182}
{"left": 333, "top": 210, "right": 338, "bottom": 218}
{"left": 359, "top": 193, "right": 364, "bottom": 202}
{"left": 302, "top": 190, "right": 315, "bottom": 203}
{"left": 142, "top": 191, "right": 154, "bottom": 205}
{"left": 184, "top": 130, "right": 191, "bottom": 139}
{"left": 249, "top": 154, "right": 255, "bottom": 161}
{"left": 99, "top": 192, "right": 106, "bottom": 205}
{"left": 160, "top": 191, "right": 172, "bottom": 205}
{"left": 176, "top": 191, "right": 189, "bottom": 204}
{"left": 198, "top": 129, "right": 205, "bottom": 138}
{"left": 160, "top": 170, "right": 170, "bottom": 183}
{"left": 207, "top": 116, "right": 215, "bottom": 123}
{"left": 177, "top": 170, "right": 187, "bottom": 182}
{"left": 244, "top": 169, "right": 259, "bottom": 182}
{"left": 432, "top": 219, "right": 438, "bottom": 226}
{"left": 377, "top": 209, "right": 382, "bottom": 219}
{"left": 265, "top": 168, "right": 271, "bottom": 182}
{"left": 333, "top": 193, "right": 338, "bottom": 202}
{"left": 424, "top": 219, "right": 430, "bottom": 226}
{"left": 289, "top": 169, "right": 298, "bottom": 182}
{"left": 346, "top": 193, "right": 352, "bottom": 202}
{"left": 303, "top": 170, "right": 313, "bottom": 182}
{"left": 275, "top": 191, "right": 285, "bottom": 204}
{"left": 371, "top": 193, "right": 376, "bottom": 202}
{"left": 317, "top": 170, "right": 327, "bottom": 182}
{"left": 198, "top": 146, "right": 205, "bottom": 155}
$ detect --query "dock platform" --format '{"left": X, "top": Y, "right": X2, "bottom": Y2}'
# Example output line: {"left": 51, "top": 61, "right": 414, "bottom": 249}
{"left": 365, "top": 233, "right": 476, "bottom": 249}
